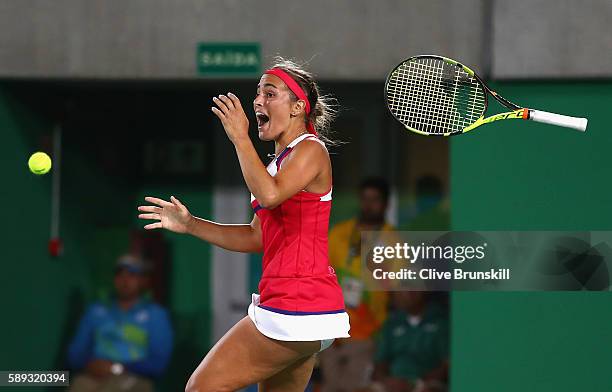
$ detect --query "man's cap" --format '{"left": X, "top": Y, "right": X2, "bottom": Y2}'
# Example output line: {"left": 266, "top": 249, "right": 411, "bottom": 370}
{"left": 116, "top": 254, "right": 149, "bottom": 274}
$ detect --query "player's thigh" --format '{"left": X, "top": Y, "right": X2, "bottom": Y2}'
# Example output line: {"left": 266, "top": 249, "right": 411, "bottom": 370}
{"left": 186, "top": 316, "right": 320, "bottom": 392}
{"left": 259, "top": 354, "right": 316, "bottom": 392}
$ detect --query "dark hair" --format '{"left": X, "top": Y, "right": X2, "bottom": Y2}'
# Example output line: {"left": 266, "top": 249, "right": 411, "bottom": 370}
{"left": 267, "top": 56, "right": 338, "bottom": 146}
{"left": 359, "top": 177, "right": 390, "bottom": 202}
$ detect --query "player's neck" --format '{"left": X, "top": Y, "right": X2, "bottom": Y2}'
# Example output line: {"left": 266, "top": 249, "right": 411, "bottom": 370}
{"left": 274, "top": 125, "right": 309, "bottom": 155}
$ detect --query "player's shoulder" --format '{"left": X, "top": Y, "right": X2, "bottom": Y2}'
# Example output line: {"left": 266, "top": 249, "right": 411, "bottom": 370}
{"left": 291, "top": 136, "right": 328, "bottom": 157}
{"left": 301, "top": 135, "right": 327, "bottom": 148}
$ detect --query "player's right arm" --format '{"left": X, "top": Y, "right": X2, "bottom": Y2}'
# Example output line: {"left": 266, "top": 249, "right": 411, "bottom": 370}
{"left": 138, "top": 196, "right": 263, "bottom": 253}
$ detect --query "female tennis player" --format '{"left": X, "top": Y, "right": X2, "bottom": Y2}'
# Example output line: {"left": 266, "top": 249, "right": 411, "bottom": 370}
{"left": 138, "top": 58, "right": 350, "bottom": 391}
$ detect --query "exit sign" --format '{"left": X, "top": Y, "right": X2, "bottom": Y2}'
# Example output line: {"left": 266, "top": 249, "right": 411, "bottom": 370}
{"left": 197, "top": 43, "right": 261, "bottom": 76}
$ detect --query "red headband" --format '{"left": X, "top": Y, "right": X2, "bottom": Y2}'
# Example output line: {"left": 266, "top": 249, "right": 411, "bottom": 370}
{"left": 264, "top": 68, "right": 316, "bottom": 134}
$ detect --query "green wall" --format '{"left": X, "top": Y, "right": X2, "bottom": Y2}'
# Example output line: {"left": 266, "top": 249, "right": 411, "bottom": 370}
{"left": 0, "top": 88, "right": 91, "bottom": 373}
{"left": 451, "top": 82, "right": 612, "bottom": 391}
{"left": 0, "top": 86, "right": 143, "bottom": 382}
{"left": 0, "top": 86, "right": 213, "bottom": 390}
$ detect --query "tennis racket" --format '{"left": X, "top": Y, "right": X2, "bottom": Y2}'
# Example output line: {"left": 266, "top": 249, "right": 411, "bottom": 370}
{"left": 385, "top": 55, "right": 588, "bottom": 136}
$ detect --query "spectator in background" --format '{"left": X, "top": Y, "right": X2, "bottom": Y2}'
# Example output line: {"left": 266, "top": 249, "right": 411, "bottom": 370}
{"left": 369, "top": 291, "right": 448, "bottom": 392}
{"left": 68, "top": 254, "right": 173, "bottom": 392}
{"left": 320, "top": 177, "right": 394, "bottom": 392}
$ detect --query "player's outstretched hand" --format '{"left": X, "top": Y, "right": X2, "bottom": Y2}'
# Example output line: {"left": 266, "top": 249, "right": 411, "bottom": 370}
{"left": 138, "top": 196, "right": 193, "bottom": 233}
{"left": 211, "top": 92, "right": 249, "bottom": 143}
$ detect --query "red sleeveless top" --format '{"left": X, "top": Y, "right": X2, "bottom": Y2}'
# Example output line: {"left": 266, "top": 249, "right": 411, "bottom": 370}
{"left": 250, "top": 134, "right": 346, "bottom": 315}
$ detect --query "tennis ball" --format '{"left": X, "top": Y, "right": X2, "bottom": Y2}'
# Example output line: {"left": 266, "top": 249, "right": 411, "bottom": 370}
{"left": 28, "top": 152, "right": 52, "bottom": 175}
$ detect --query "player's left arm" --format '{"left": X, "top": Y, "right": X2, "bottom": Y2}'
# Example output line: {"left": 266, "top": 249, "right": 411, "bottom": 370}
{"left": 250, "top": 141, "right": 326, "bottom": 208}
{"left": 212, "top": 93, "right": 326, "bottom": 209}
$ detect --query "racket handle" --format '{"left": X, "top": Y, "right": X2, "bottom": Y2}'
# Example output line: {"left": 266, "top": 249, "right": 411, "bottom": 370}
{"left": 529, "top": 109, "right": 588, "bottom": 132}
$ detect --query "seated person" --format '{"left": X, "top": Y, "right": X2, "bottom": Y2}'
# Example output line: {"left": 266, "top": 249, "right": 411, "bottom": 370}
{"left": 67, "top": 254, "right": 173, "bottom": 392}
{"left": 369, "top": 291, "right": 448, "bottom": 392}
{"left": 320, "top": 177, "right": 394, "bottom": 392}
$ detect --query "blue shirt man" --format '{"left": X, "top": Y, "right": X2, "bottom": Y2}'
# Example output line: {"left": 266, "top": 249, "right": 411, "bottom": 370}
{"left": 68, "top": 255, "right": 173, "bottom": 390}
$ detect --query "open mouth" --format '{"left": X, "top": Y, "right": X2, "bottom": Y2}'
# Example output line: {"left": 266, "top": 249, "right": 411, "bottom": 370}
{"left": 256, "top": 112, "right": 270, "bottom": 128}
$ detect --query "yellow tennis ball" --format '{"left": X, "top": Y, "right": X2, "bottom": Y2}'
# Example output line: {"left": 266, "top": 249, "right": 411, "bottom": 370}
{"left": 28, "top": 152, "right": 52, "bottom": 175}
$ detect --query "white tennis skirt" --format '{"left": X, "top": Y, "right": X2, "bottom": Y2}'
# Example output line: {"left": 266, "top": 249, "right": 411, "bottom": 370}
{"left": 247, "top": 294, "right": 351, "bottom": 341}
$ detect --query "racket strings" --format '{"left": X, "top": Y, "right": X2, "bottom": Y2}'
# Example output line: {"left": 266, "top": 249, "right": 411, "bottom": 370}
{"left": 387, "top": 57, "right": 486, "bottom": 134}
{"left": 393, "top": 60, "right": 480, "bottom": 133}
{"left": 390, "top": 59, "right": 480, "bottom": 133}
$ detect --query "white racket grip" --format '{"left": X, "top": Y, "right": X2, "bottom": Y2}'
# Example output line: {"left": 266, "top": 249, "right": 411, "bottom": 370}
{"left": 529, "top": 109, "right": 588, "bottom": 132}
